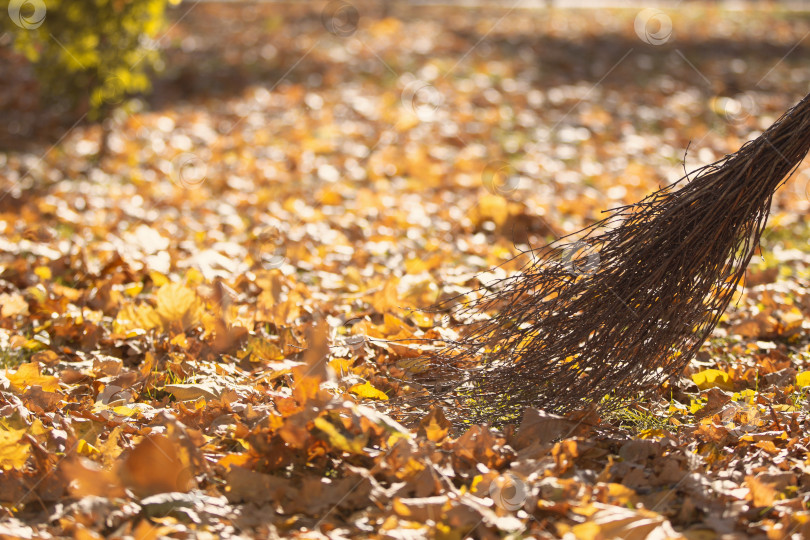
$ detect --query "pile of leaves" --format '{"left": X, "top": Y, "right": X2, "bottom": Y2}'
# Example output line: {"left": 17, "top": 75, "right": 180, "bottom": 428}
{"left": 1, "top": 2, "right": 810, "bottom": 537}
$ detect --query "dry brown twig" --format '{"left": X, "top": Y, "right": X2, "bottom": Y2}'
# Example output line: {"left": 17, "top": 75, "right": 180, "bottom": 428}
{"left": 406, "top": 92, "right": 810, "bottom": 425}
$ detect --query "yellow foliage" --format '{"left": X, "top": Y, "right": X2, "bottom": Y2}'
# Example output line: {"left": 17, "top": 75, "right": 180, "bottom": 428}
{"left": 0, "top": 425, "right": 30, "bottom": 471}
{"left": 114, "top": 282, "right": 206, "bottom": 335}
{"left": 350, "top": 381, "right": 389, "bottom": 400}
{"left": 796, "top": 371, "right": 810, "bottom": 389}
{"left": 691, "top": 369, "right": 733, "bottom": 391}
{"left": 6, "top": 362, "right": 60, "bottom": 393}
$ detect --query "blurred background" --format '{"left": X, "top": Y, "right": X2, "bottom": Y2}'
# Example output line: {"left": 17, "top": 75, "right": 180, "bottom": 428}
{"left": 1, "top": 0, "right": 809, "bottom": 289}
{"left": 4, "top": 4, "right": 810, "bottom": 535}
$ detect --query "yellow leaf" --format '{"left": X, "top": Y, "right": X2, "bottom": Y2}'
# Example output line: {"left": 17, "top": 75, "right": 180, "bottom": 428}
{"left": 154, "top": 283, "right": 205, "bottom": 331}
{"left": 328, "top": 358, "right": 353, "bottom": 375}
{"left": 52, "top": 283, "right": 81, "bottom": 302}
{"left": 246, "top": 338, "right": 285, "bottom": 363}
{"left": 115, "top": 283, "right": 207, "bottom": 336}
{"left": 369, "top": 279, "right": 402, "bottom": 314}
{"left": 30, "top": 419, "right": 47, "bottom": 437}
{"left": 796, "top": 371, "right": 810, "bottom": 389}
{"left": 733, "top": 389, "right": 757, "bottom": 402}
{"left": 392, "top": 498, "right": 413, "bottom": 518}
{"left": 185, "top": 268, "right": 205, "bottom": 286}
{"left": 149, "top": 271, "right": 170, "bottom": 287}
{"left": 170, "top": 332, "right": 189, "bottom": 348}
{"left": 313, "top": 416, "right": 366, "bottom": 454}
{"left": 570, "top": 521, "right": 600, "bottom": 540}
{"left": 470, "top": 474, "right": 484, "bottom": 494}
{"left": 0, "top": 426, "right": 30, "bottom": 470}
{"left": 317, "top": 187, "right": 342, "bottom": 206}
{"left": 34, "top": 266, "right": 51, "bottom": 280}
{"left": 638, "top": 428, "right": 669, "bottom": 439}
{"left": 123, "top": 282, "right": 143, "bottom": 297}
{"left": 668, "top": 403, "right": 688, "bottom": 415}
{"left": 772, "top": 404, "right": 796, "bottom": 412}
{"left": 112, "top": 405, "right": 138, "bottom": 417}
{"left": 475, "top": 194, "right": 510, "bottom": 226}
{"left": 77, "top": 439, "right": 100, "bottom": 456}
{"left": 97, "top": 426, "right": 125, "bottom": 469}
{"left": 605, "top": 483, "right": 638, "bottom": 506}
{"left": 409, "top": 310, "right": 433, "bottom": 328}
{"left": 746, "top": 475, "right": 777, "bottom": 507}
{"left": 113, "top": 303, "right": 161, "bottom": 335}
{"left": 419, "top": 408, "right": 450, "bottom": 443}
{"left": 350, "top": 381, "right": 389, "bottom": 400}
{"left": 6, "top": 362, "right": 60, "bottom": 392}
{"left": 691, "top": 369, "right": 733, "bottom": 391}
{"left": 404, "top": 257, "right": 428, "bottom": 274}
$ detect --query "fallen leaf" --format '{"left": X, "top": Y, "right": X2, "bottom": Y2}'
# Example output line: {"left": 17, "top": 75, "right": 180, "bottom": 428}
{"left": 350, "top": 381, "right": 389, "bottom": 400}
{"left": 0, "top": 293, "right": 28, "bottom": 318}
{"left": 0, "top": 425, "right": 30, "bottom": 471}
{"left": 571, "top": 503, "right": 685, "bottom": 539}
{"left": 691, "top": 369, "right": 733, "bottom": 391}
{"left": 164, "top": 382, "right": 223, "bottom": 402}
{"left": 6, "top": 362, "right": 60, "bottom": 393}
{"left": 313, "top": 415, "right": 367, "bottom": 454}
{"left": 417, "top": 407, "right": 451, "bottom": 443}
{"left": 118, "top": 434, "right": 194, "bottom": 496}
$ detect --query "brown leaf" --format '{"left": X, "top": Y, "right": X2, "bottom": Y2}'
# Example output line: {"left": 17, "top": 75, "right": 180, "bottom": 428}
{"left": 154, "top": 282, "right": 205, "bottom": 332}
{"left": 22, "top": 385, "right": 61, "bottom": 413}
{"left": 510, "top": 407, "right": 572, "bottom": 450}
{"left": 118, "top": 434, "right": 193, "bottom": 497}
{"left": 277, "top": 410, "right": 316, "bottom": 449}
{"left": 731, "top": 311, "right": 778, "bottom": 339}
{"left": 61, "top": 457, "right": 126, "bottom": 499}
{"left": 453, "top": 425, "right": 502, "bottom": 469}
{"left": 694, "top": 388, "right": 732, "bottom": 420}
{"left": 0, "top": 425, "right": 30, "bottom": 471}
{"left": 297, "top": 319, "right": 332, "bottom": 385}
{"left": 223, "top": 465, "right": 291, "bottom": 504}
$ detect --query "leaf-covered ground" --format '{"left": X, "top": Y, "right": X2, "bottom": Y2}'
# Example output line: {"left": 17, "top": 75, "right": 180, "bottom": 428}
{"left": 2, "top": 2, "right": 810, "bottom": 538}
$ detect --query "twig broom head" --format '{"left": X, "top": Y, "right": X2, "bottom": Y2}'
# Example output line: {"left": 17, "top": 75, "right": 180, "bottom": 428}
{"left": 412, "top": 92, "right": 810, "bottom": 425}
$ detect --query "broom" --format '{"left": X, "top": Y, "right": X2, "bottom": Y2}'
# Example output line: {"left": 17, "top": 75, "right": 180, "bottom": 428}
{"left": 411, "top": 91, "right": 810, "bottom": 424}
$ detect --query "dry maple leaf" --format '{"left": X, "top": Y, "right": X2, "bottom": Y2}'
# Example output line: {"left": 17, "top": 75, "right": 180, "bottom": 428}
{"left": 113, "top": 282, "right": 206, "bottom": 335}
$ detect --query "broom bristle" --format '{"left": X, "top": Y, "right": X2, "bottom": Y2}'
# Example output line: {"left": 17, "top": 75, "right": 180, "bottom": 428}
{"left": 413, "top": 92, "right": 810, "bottom": 424}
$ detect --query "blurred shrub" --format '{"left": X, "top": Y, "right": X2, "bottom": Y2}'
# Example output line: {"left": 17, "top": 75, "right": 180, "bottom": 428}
{"left": 3, "top": 0, "right": 179, "bottom": 119}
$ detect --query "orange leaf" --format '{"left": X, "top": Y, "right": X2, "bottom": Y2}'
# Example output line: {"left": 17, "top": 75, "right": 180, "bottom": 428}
{"left": 118, "top": 434, "right": 193, "bottom": 497}
{"left": 6, "top": 362, "right": 59, "bottom": 393}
